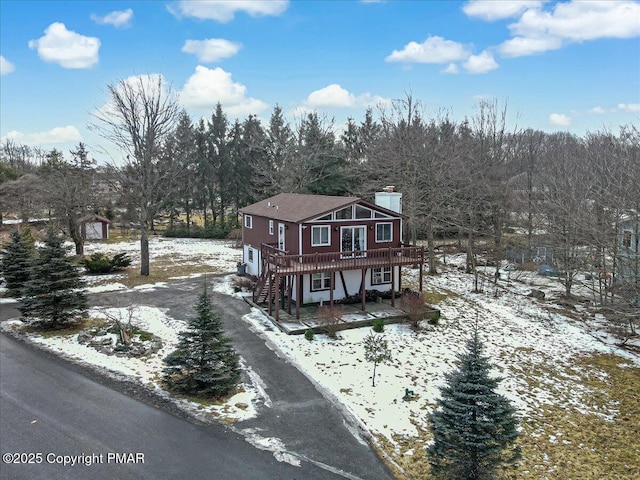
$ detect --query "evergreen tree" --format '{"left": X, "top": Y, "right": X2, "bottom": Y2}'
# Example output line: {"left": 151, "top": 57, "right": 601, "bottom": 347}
{"left": 20, "top": 229, "right": 88, "bottom": 328}
{"left": 163, "top": 287, "right": 241, "bottom": 398}
{"left": 427, "top": 327, "right": 520, "bottom": 480}
{"left": 0, "top": 228, "right": 35, "bottom": 297}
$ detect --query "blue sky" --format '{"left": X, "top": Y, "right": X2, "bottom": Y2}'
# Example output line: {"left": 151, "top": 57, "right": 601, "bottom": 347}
{"left": 1, "top": 0, "right": 639, "bottom": 163}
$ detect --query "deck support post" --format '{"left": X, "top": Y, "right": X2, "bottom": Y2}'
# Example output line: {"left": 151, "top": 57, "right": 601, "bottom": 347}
{"left": 361, "top": 268, "right": 366, "bottom": 311}
{"left": 287, "top": 275, "right": 292, "bottom": 315}
{"left": 268, "top": 273, "right": 273, "bottom": 317}
{"left": 296, "top": 273, "right": 301, "bottom": 320}
{"left": 275, "top": 273, "right": 280, "bottom": 321}
{"left": 330, "top": 271, "right": 334, "bottom": 307}
{"left": 391, "top": 265, "right": 395, "bottom": 307}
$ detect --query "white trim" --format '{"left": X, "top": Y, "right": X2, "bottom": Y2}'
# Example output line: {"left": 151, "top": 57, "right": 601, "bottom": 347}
{"left": 375, "top": 222, "right": 393, "bottom": 243}
{"left": 269, "top": 219, "right": 274, "bottom": 235}
{"left": 244, "top": 214, "right": 253, "bottom": 229}
{"left": 311, "top": 225, "right": 330, "bottom": 246}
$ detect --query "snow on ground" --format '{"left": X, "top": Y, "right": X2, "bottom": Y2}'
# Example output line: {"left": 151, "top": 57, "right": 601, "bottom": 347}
{"left": 2, "top": 238, "right": 638, "bottom": 468}
{"left": 84, "top": 236, "right": 242, "bottom": 274}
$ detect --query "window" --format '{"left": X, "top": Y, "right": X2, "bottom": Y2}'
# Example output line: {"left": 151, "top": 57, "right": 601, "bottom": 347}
{"left": 372, "top": 267, "right": 392, "bottom": 285}
{"left": 315, "top": 213, "right": 332, "bottom": 221}
{"left": 312, "top": 225, "right": 330, "bottom": 246}
{"left": 355, "top": 205, "right": 372, "bottom": 219}
{"left": 374, "top": 211, "right": 391, "bottom": 219}
{"left": 248, "top": 248, "right": 254, "bottom": 262}
{"left": 311, "top": 272, "right": 332, "bottom": 291}
{"left": 269, "top": 220, "right": 274, "bottom": 235}
{"left": 244, "top": 215, "right": 253, "bottom": 229}
{"left": 335, "top": 206, "right": 353, "bottom": 220}
{"left": 376, "top": 223, "right": 392, "bottom": 242}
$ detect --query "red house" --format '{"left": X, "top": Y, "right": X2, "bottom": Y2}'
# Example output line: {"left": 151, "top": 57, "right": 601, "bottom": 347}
{"left": 240, "top": 192, "right": 424, "bottom": 320}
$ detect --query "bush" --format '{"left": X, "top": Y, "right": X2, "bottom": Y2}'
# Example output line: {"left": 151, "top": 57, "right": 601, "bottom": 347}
{"left": 400, "top": 291, "right": 429, "bottom": 329}
{"left": 232, "top": 276, "right": 255, "bottom": 293}
{"left": 164, "top": 225, "right": 231, "bottom": 239}
{"left": 427, "top": 311, "right": 440, "bottom": 325}
{"left": 318, "top": 305, "right": 343, "bottom": 339}
{"left": 82, "top": 253, "right": 113, "bottom": 273}
{"left": 372, "top": 318, "right": 385, "bottom": 332}
{"left": 304, "top": 329, "right": 314, "bottom": 341}
{"left": 83, "top": 252, "right": 132, "bottom": 274}
{"left": 111, "top": 252, "right": 132, "bottom": 270}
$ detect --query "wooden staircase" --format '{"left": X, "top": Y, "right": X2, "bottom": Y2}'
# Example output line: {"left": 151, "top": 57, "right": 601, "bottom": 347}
{"left": 253, "top": 273, "right": 272, "bottom": 304}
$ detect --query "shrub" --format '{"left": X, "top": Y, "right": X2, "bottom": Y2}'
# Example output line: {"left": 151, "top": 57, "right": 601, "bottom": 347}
{"left": 318, "top": 304, "right": 343, "bottom": 339}
{"left": 83, "top": 253, "right": 113, "bottom": 273}
{"left": 232, "top": 276, "right": 255, "bottom": 293}
{"left": 304, "top": 329, "right": 314, "bottom": 341}
{"left": 111, "top": 252, "right": 132, "bottom": 270}
{"left": 164, "top": 225, "right": 231, "bottom": 239}
{"left": 372, "top": 318, "right": 385, "bottom": 333}
{"left": 83, "top": 252, "right": 132, "bottom": 274}
{"left": 427, "top": 311, "right": 440, "bottom": 325}
{"left": 400, "top": 291, "right": 429, "bottom": 329}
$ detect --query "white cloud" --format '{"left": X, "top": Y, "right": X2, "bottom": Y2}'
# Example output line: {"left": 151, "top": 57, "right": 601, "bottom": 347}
{"left": 618, "top": 103, "right": 640, "bottom": 113}
{"left": 463, "top": 0, "right": 543, "bottom": 21}
{"left": 306, "top": 84, "right": 355, "bottom": 107}
{"left": 169, "top": 0, "right": 289, "bottom": 23}
{"left": 442, "top": 63, "right": 459, "bottom": 74}
{"left": 549, "top": 113, "right": 571, "bottom": 126}
{"left": 463, "top": 50, "right": 499, "bottom": 74}
{"left": 0, "top": 55, "right": 15, "bottom": 75}
{"left": 589, "top": 106, "right": 606, "bottom": 114}
{"left": 4, "top": 126, "right": 82, "bottom": 145}
{"left": 386, "top": 36, "right": 471, "bottom": 63}
{"left": 28, "top": 22, "right": 100, "bottom": 69}
{"left": 498, "top": 35, "right": 562, "bottom": 57}
{"left": 511, "top": 1, "right": 640, "bottom": 41}
{"left": 304, "top": 84, "right": 391, "bottom": 109}
{"left": 182, "top": 39, "right": 242, "bottom": 62}
{"left": 90, "top": 9, "right": 133, "bottom": 28}
{"left": 180, "top": 66, "right": 268, "bottom": 117}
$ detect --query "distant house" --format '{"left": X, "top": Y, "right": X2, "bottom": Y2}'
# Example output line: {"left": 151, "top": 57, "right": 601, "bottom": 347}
{"left": 240, "top": 191, "right": 424, "bottom": 320}
{"left": 79, "top": 214, "right": 111, "bottom": 241}
{"left": 618, "top": 213, "right": 639, "bottom": 286}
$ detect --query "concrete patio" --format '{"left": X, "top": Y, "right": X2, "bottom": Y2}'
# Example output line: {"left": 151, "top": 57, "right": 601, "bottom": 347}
{"left": 244, "top": 297, "right": 434, "bottom": 335}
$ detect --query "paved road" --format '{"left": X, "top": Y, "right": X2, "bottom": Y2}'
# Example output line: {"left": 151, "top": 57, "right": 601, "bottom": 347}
{"left": 1, "top": 279, "right": 394, "bottom": 480}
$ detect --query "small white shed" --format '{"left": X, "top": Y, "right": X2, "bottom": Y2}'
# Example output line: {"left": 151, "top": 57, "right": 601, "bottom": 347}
{"left": 79, "top": 214, "right": 111, "bottom": 241}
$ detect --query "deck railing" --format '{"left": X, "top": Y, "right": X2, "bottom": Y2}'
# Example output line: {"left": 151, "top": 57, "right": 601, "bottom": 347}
{"left": 261, "top": 244, "right": 424, "bottom": 274}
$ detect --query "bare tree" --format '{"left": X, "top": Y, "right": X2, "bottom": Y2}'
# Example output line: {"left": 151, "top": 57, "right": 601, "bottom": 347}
{"left": 90, "top": 74, "right": 180, "bottom": 275}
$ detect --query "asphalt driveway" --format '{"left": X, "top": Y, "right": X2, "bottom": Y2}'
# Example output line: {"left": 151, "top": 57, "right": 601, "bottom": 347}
{"left": 2, "top": 277, "right": 394, "bottom": 480}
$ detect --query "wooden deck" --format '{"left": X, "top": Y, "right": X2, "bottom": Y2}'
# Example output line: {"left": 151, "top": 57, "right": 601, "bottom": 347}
{"left": 256, "top": 244, "right": 426, "bottom": 321}
{"left": 262, "top": 244, "right": 424, "bottom": 275}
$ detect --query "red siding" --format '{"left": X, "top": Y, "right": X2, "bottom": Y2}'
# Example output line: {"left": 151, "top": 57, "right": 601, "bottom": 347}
{"left": 300, "top": 218, "right": 402, "bottom": 254}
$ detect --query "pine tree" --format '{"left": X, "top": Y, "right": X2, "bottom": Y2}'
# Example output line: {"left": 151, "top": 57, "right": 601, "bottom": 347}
{"left": 0, "top": 228, "right": 35, "bottom": 297}
{"left": 427, "top": 327, "right": 520, "bottom": 480}
{"left": 163, "top": 287, "right": 241, "bottom": 398}
{"left": 19, "top": 229, "right": 88, "bottom": 328}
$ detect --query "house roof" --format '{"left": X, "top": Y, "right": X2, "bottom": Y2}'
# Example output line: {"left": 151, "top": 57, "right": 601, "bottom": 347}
{"left": 241, "top": 193, "right": 402, "bottom": 223}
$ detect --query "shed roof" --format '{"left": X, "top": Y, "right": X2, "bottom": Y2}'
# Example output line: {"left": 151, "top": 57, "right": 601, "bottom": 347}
{"left": 241, "top": 193, "right": 402, "bottom": 223}
{"left": 78, "top": 214, "right": 111, "bottom": 224}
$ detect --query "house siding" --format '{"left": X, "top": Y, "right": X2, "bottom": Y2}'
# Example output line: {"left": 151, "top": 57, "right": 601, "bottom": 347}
{"left": 292, "top": 267, "right": 401, "bottom": 304}
{"left": 300, "top": 218, "right": 402, "bottom": 254}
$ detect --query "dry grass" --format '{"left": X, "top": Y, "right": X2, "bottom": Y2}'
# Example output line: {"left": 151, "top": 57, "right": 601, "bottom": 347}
{"left": 374, "top": 353, "right": 639, "bottom": 480}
